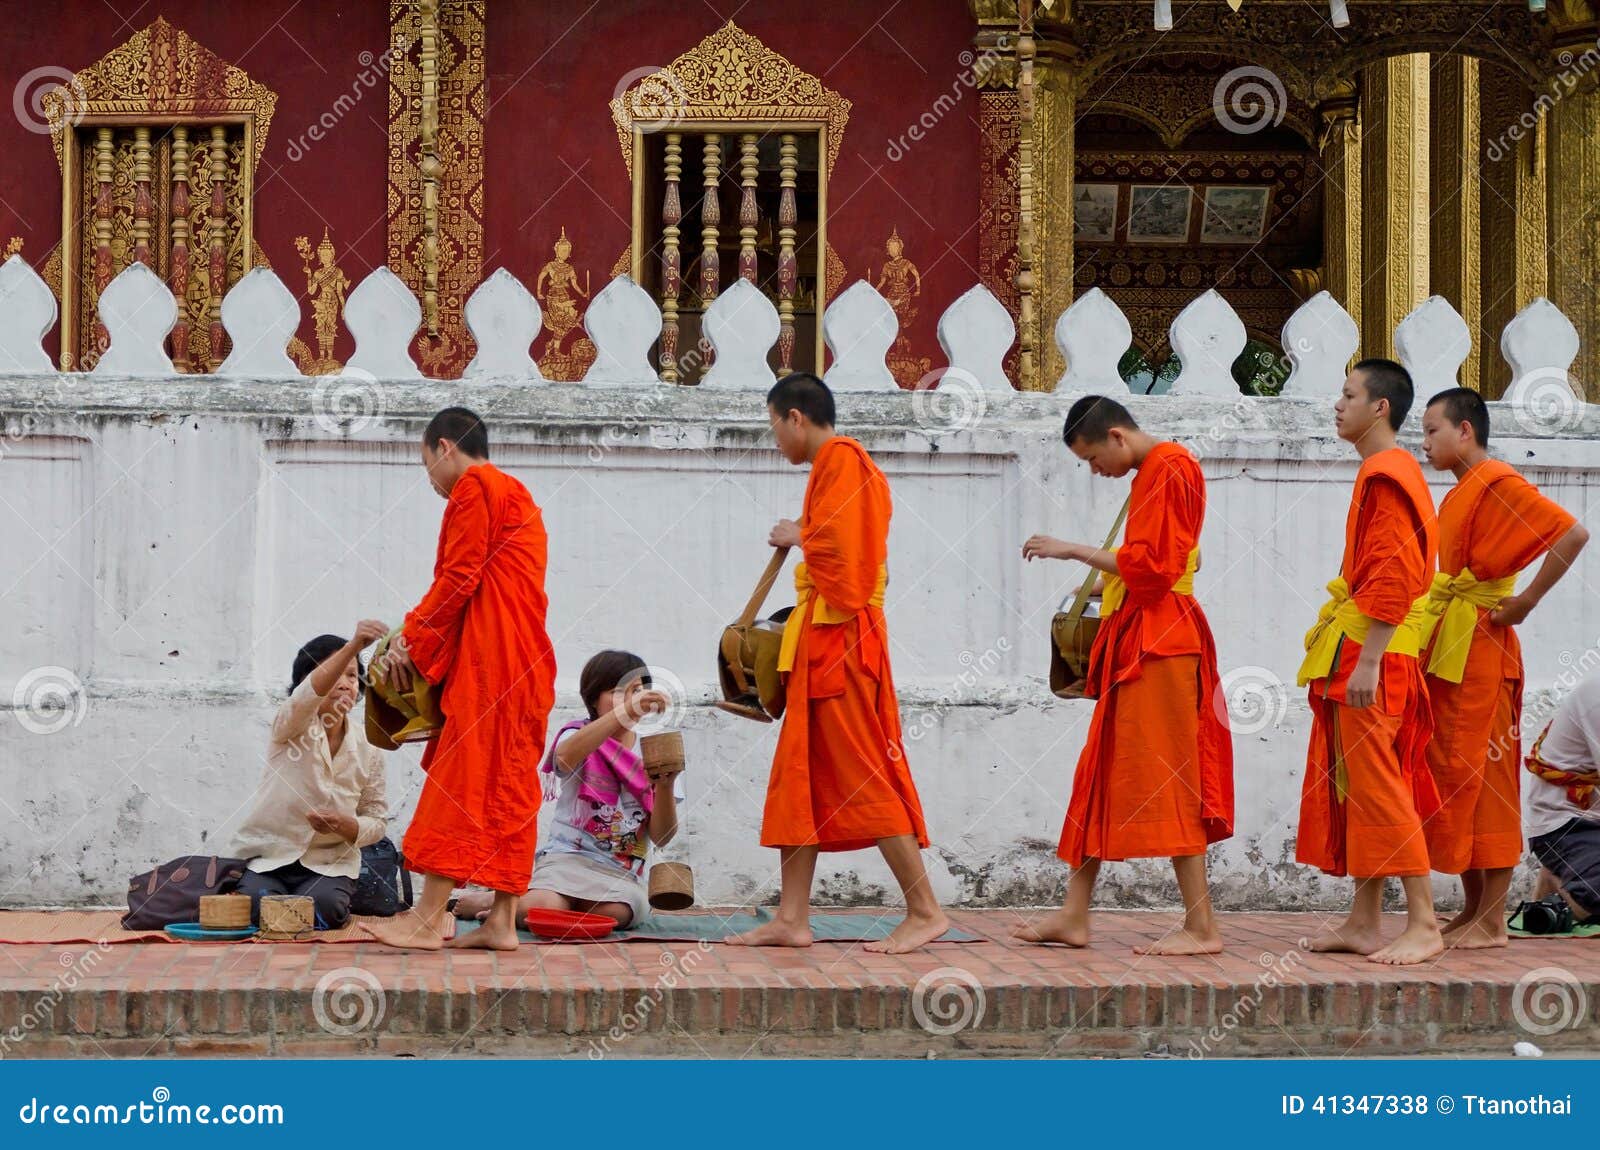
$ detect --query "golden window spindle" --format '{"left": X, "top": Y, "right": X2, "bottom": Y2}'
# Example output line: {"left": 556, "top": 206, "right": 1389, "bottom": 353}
{"left": 132, "top": 126, "right": 152, "bottom": 267}
{"left": 91, "top": 126, "right": 115, "bottom": 357}
{"left": 700, "top": 134, "right": 721, "bottom": 305}
{"left": 1015, "top": 1, "right": 1039, "bottom": 391}
{"left": 738, "top": 133, "right": 759, "bottom": 284}
{"left": 208, "top": 125, "right": 228, "bottom": 369}
{"left": 777, "top": 133, "right": 799, "bottom": 372}
{"left": 169, "top": 126, "right": 192, "bottom": 372}
{"left": 660, "top": 133, "right": 683, "bottom": 383}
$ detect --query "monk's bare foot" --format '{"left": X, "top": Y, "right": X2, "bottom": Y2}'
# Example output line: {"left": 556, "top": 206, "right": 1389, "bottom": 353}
{"left": 724, "top": 918, "right": 813, "bottom": 948}
{"left": 1368, "top": 924, "right": 1444, "bottom": 966}
{"left": 1306, "top": 921, "right": 1383, "bottom": 955}
{"left": 453, "top": 890, "right": 492, "bottom": 921}
{"left": 864, "top": 910, "right": 951, "bottom": 954}
{"left": 1011, "top": 909, "right": 1088, "bottom": 948}
{"left": 1444, "top": 919, "right": 1508, "bottom": 950}
{"left": 447, "top": 918, "right": 518, "bottom": 951}
{"left": 359, "top": 908, "right": 451, "bottom": 951}
{"left": 1133, "top": 927, "right": 1223, "bottom": 956}
{"left": 1438, "top": 909, "right": 1472, "bottom": 934}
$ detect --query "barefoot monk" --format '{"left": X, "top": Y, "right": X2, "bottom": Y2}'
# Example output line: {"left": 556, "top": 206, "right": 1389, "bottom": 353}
{"left": 1014, "top": 396, "right": 1234, "bottom": 955}
{"left": 1418, "top": 387, "right": 1587, "bottom": 950}
{"left": 725, "top": 373, "right": 950, "bottom": 954}
{"left": 1296, "top": 360, "right": 1443, "bottom": 966}
{"left": 373, "top": 406, "right": 557, "bottom": 951}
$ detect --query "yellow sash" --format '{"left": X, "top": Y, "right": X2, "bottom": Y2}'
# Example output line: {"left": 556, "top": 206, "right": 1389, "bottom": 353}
{"left": 1414, "top": 569, "right": 1518, "bottom": 684}
{"left": 777, "top": 562, "right": 888, "bottom": 672}
{"left": 1100, "top": 547, "right": 1199, "bottom": 618}
{"left": 1296, "top": 577, "right": 1431, "bottom": 686}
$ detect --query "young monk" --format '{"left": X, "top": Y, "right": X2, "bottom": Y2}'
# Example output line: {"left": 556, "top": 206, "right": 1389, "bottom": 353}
{"left": 725, "top": 372, "right": 950, "bottom": 953}
{"left": 1418, "top": 387, "right": 1587, "bottom": 949}
{"left": 1013, "top": 396, "right": 1234, "bottom": 954}
{"left": 1296, "top": 359, "right": 1442, "bottom": 966}
{"left": 367, "top": 406, "right": 557, "bottom": 951}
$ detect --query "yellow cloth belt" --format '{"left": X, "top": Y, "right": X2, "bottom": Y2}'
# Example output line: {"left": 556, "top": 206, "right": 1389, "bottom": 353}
{"left": 1100, "top": 547, "right": 1199, "bottom": 618}
{"left": 1296, "top": 576, "right": 1431, "bottom": 686}
{"left": 777, "top": 562, "right": 888, "bottom": 673}
{"left": 1414, "top": 568, "right": 1518, "bottom": 684}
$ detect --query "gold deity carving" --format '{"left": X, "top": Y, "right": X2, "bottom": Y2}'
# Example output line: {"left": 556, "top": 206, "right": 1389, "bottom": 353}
{"left": 873, "top": 228, "right": 931, "bottom": 388}
{"left": 294, "top": 229, "right": 349, "bottom": 375}
{"left": 536, "top": 226, "right": 597, "bottom": 381}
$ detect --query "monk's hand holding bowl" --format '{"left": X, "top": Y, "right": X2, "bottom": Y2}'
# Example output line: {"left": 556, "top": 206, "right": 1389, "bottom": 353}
{"left": 769, "top": 519, "right": 801, "bottom": 548}
{"left": 380, "top": 634, "right": 417, "bottom": 692}
{"left": 1022, "top": 534, "right": 1076, "bottom": 563}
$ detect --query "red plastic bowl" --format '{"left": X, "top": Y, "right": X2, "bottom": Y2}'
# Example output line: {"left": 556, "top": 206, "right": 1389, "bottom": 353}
{"left": 524, "top": 907, "right": 618, "bottom": 940}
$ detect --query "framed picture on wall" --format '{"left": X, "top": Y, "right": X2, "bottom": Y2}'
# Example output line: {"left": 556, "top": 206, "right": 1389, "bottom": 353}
{"left": 1200, "top": 185, "right": 1272, "bottom": 244}
{"left": 1127, "top": 185, "right": 1193, "bottom": 243}
{"left": 1073, "top": 183, "right": 1119, "bottom": 243}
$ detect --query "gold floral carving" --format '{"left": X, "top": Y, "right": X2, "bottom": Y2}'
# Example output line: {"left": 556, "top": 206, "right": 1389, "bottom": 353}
{"left": 1429, "top": 55, "right": 1480, "bottom": 391}
{"left": 1479, "top": 63, "right": 1548, "bottom": 395}
{"left": 389, "top": 0, "right": 485, "bottom": 376}
{"left": 824, "top": 243, "right": 846, "bottom": 304}
{"left": 610, "top": 21, "right": 851, "bottom": 181}
{"left": 3, "top": 238, "right": 21, "bottom": 258}
{"left": 978, "top": 90, "right": 1021, "bottom": 383}
{"left": 1360, "top": 54, "right": 1430, "bottom": 360}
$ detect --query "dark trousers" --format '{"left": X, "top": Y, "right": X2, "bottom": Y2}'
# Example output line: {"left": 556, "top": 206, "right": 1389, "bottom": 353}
{"left": 1530, "top": 817, "right": 1600, "bottom": 918}
{"left": 238, "top": 861, "right": 356, "bottom": 929}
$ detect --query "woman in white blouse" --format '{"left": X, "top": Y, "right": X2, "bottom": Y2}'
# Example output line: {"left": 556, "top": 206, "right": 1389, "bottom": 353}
{"left": 232, "top": 621, "right": 391, "bottom": 929}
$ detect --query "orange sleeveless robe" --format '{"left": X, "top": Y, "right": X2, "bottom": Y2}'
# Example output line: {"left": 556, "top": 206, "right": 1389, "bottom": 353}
{"left": 1058, "top": 442, "right": 1234, "bottom": 866}
{"left": 761, "top": 437, "right": 929, "bottom": 852}
{"left": 401, "top": 463, "right": 557, "bottom": 893}
{"left": 1296, "top": 448, "right": 1439, "bottom": 879}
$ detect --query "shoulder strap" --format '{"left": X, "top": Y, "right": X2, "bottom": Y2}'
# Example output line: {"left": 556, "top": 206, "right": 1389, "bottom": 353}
{"left": 1059, "top": 496, "right": 1132, "bottom": 621}
{"left": 738, "top": 547, "right": 791, "bottom": 627}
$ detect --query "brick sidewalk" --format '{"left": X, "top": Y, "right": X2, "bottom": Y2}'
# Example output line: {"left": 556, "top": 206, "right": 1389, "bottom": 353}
{"left": 1, "top": 910, "right": 1596, "bottom": 1058}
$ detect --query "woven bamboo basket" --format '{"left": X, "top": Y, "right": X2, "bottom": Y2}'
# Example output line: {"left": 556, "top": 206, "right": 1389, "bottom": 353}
{"left": 258, "top": 894, "right": 315, "bottom": 939}
{"left": 648, "top": 862, "right": 695, "bottom": 911}
{"left": 198, "top": 893, "right": 252, "bottom": 930}
{"left": 640, "top": 731, "right": 685, "bottom": 780}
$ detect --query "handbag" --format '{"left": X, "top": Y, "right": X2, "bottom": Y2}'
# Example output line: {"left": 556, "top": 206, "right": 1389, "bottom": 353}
{"left": 1049, "top": 497, "right": 1131, "bottom": 700}
{"left": 349, "top": 837, "right": 413, "bottom": 917}
{"left": 715, "top": 546, "right": 793, "bottom": 723}
{"left": 122, "top": 855, "right": 248, "bottom": 930}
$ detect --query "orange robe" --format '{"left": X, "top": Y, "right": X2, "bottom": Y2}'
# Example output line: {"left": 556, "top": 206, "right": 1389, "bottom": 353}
{"left": 1058, "top": 441, "right": 1234, "bottom": 867}
{"left": 1422, "top": 459, "right": 1576, "bottom": 874}
{"left": 761, "top": 437, "right": 929, "bottom": 852}
{"left": 401, "top": 463, "right": 557, "bottom": 893}
{"left": 1296, "top": 448, "right": 1439, "bottom": 879}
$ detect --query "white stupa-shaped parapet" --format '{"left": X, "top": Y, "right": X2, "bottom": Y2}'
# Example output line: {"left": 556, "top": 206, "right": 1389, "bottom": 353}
{"left": 0, "top": 254, "right": 57, "bottom": 374}
{"left": 937, "top": 283, "right": 1015, "bottom": 394}
{"left": 1279, "top": 291, "right": 1359, "bottom": 399}
{"left": 1054, "top": 287, "right": 1132, "bottom": 397}
{"left": 1502, "top": 297, "right": 1581, "bottom": 407}
{"left": 342, "top": 266, "right": 422, "bottom": 379}
{"left": 1168, "top": 289, "right": 1247, "bottom": 398}
{"left": 463, "top": 268, "right": 544, "bottom": 380}
{"left": 822, "top": 280, "right": 899, "bottom": 392}
{"left": 1394, "top": 295, "right": 1471, "bottom": 397}
{"left": 700, "top": 278, "right": 780, "bottom": 389}
{"left": 217, "top": 267, "right": 302, "bottom": 378}
{"left": 581, "top": 275, "right": 662, "bottom": 385}
{"left": 93, "top": 261, "right": 177, "bottom": 376}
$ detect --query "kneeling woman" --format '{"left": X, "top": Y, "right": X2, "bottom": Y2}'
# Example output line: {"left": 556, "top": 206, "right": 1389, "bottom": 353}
{"left": 232, "top": 623, "right": 391, "bottom": 929}
{"left": 457, "top": 650, "right": 677, "bottom": 928}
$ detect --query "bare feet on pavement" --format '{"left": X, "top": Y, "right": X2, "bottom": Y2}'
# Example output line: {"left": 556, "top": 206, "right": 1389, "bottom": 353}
{"left": 723, "top": 918, "right": 813, "bottom": 948}
{"left": 863, "top": 910, "right": 951, "bottom": 954}
{"left": 1368, "top": 924, "right": 1444, "bottom": 965}
{"left": 1306, "top": 921, "right": 1383, "bottom": 955}
{"left": 1011, "top": 909, "right": 1088, "bottom": 947}
{"left": 1133, "top": 927, "right": 1223, "bottom": 956}
{"left": 358, "top": 908, "right": 454, "bottom": 951}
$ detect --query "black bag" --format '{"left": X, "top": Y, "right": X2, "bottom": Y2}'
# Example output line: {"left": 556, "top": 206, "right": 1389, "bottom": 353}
{"left": 122, "top": 855, "right": 248, "bottom": 930}
{"left": 350, "top": 838, "right": 412, "bottom": 917}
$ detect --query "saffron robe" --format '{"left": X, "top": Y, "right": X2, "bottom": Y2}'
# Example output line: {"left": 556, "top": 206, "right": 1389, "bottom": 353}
{"left": 1421, "top": 459, "right": 1576, "bottom": 873}
{"left": 1058, "top": 441, "right": 1234, "bottom": 867}
{"left": 761, "top": 437, "right": 929, "bottom": 852}
{"left": 1296, "top": 448, "right": 1439, "bottom": 879}
{"left": 401, "top": 463, "right": 557, "bottom": 893}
